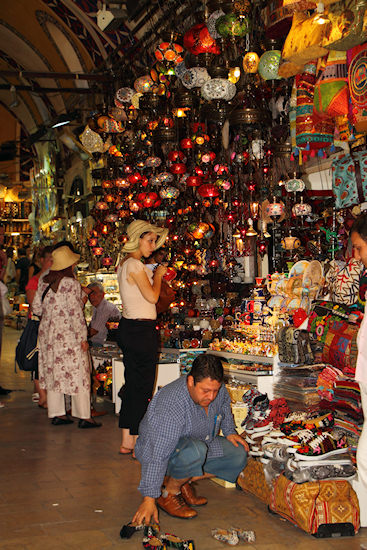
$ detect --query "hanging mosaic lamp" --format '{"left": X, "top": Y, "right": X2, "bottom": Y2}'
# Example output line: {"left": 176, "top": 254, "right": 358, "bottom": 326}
{"left": 183, "top": 23, "right": 220, "bottom": 55}
{"left": 80, "top": 126, "right": 104, "bottom": 153}
{"left": 145, "top": 156, "right": 162, "bottom": 168}
{"left": 243, "top": 52, "right": 260, "bottom": 74}
{"left": 284, "top": 176, "right": 305, "bottom": 193}
{"left": 292, "top": 197, "right": 312, "bottom": 217}
{"left": 180, "top": 137, "right": 194, "bottom": 149}
{"left": 188, "top": 222, "right": 210, "bottom": 239}
{"left": 215, "top": 13, "right": 250, "bottom": 38}
{"left": 207, "top": 10, "right": 225, "bottom": 39}
{"left": 95, "top": 201, "right": 109, "bottom": 211}
{"left": 115, "top": 177, "right": 130, "bottom": 189}
{"left": 169, "top": 163, "right": 187, "bottom": 175}
{"left": 201, "top": 78, "right": 236, "bottom": 101}
{"left": 168, "top": 150, "right": 185, "bottom": 162}
{"left": 154, "top": 41, "right": 184, "bottom": 64}
{"left": 159, "top": 186, "right": 180, "bottom": 199}
{"left": 115, "top": 87, "right": 135, "bottom": 104}
{"left": 258, "top": 50, "right": 282, "bottom": 80}
{"left": 197, "top": 183, "right": 220, "bottom": 197}
{"left": 134, "top": 75, "right": 154, "bottom": 93}
{"left": 186, "top": 175, "right": 203, "bottom": 187}
{"left": 181, "top": 67, "right": 211, "bottom": 89}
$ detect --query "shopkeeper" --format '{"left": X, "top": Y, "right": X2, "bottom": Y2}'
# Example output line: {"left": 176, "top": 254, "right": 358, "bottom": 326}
{"left": 132, "top": 354, "right": 248, "bottom": 524}
{"left": 87, "top": 282, "right": 121, "bottom": 346}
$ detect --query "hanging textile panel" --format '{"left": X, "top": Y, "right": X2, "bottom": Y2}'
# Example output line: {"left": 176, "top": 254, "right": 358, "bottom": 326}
{"left": 348, "top": 42, "right": 367, "bottom": 132}
{"left": 314, "top": 51, "right": 349, "bottom": 117}
{"left": 282, "top": 12, "right": 330, "bottom": 66}
{"left": 332, "top": 149, "right": 367, "bottom": 208}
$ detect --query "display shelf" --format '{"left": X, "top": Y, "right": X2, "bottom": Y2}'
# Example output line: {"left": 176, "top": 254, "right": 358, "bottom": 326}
{"left": 206, "top": 350, "right": 278, "bottom": 399}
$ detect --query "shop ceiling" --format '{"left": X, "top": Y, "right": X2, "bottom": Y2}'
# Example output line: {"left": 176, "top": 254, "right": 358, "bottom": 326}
{"left": 0, "top": 0, "right": 249, "bottom": 138}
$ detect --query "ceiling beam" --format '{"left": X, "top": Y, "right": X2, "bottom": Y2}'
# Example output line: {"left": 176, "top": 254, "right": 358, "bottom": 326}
{"left": 0, "top": 84, "right": 99, "bottom": 94}
{"left": 0, "top": 70, "right": 113, "bottom": 82}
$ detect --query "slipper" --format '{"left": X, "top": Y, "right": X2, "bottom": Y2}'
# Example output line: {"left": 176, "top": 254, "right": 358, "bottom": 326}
{"left": 32, "top": 393, "right": 39, "bottom": 403}
{"left": 119, "top": 446, "right": 133, "bottom": 455}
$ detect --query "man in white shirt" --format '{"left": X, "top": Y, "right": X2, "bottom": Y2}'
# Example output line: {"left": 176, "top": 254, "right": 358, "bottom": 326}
{"left": 87, "top": 282, "right": 121, "bottom": 346}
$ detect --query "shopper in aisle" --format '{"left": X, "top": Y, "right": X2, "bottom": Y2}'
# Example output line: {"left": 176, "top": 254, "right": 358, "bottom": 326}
{"left": 87, "top": 282, "right": 121, "bottom": 346}
{"left": 132, "top": 354, "right": 248, "bottom": 524}
{"left": 352, "top": 213, "right": 367, "bottom": 489}
{"left": 4, "top": 247, "right": 16, "bottom": 285}
{"left": 15, "top": 248, "right": 30, "bottom": 294}
{"left": 28, "top": 246, "right": 42, "bottom": 281}
{"left": 116, "top": 219, "right": 168, "bottom": 455}
{"left": 32, "top": 245, "right": 101, "bottom": 429}
{"left": 25, "top": 246, "right": 53, "bottom": 408}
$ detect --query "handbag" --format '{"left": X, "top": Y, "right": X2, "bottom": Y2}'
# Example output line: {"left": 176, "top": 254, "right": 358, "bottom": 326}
{"left": 15, "top": 284, "right": 51, "bottom": 371}
{"left": 0, "top": 281, "right": 11, "bottom": 316}
{"left": 156, "top": 280, "right": 176, "bottom": 315}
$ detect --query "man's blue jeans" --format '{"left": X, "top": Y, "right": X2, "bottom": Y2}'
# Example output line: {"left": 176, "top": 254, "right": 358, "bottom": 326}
{"left": 166, "top": 436, "right": 247, "bottom": 483}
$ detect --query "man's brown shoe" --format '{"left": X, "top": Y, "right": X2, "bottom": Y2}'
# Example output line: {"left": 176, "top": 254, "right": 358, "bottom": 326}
{"left": 156, "top": 492, "right": 197, "bottom": 519}
{"left": 181, "top": 482, "right": 208, "bottom": 506}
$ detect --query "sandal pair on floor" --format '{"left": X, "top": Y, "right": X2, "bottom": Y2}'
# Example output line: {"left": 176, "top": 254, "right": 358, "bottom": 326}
{"left": 120, "top": 522, "right": 195, "bottom": 549}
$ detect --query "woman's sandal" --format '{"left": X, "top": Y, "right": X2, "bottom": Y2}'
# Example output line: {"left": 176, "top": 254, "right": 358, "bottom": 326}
{"left": 161, "top": 533, "right": 195, "bottom": 549}
{"left": 211, "top": 528, "right": 239, "bottom": 546}
{"left": 119, "top": 521, "right": 144, "bottom": 539}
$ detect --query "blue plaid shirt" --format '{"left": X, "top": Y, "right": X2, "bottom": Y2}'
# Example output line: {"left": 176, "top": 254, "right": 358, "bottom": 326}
{"left": 134, "top": 375, "right": 236, "bottom": 498}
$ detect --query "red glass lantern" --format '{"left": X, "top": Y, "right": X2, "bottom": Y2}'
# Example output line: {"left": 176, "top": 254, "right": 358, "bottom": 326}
{"left": 183, "top": 23, "right": 220, "bottom": 55}
{"left": 135, "top": 192, "right": 161, "bottom": 208}
{"left": 88, "top": 238, "right": 98, "bottom": 247}
{"left": 197, "top": 184, "right": 220, "bottom": 198}
{"left": 214, "top": 164, "right": 229, "bottom": 175}
{"left": 169, "top": 163, "right": 187, "bottom": 175}
{"left": 209, "top": 259, "right": 219, "bottom": 269}
{"left": 180, "top": 138, "right": 193, "bottom": 149}
{"left": 161, "top": 115, "right": 174, "bottom": 128}
{"left": 124, "top": 165, "right": 133, "bottom": 174}
{"left": 128, "top": 173, "right": 141, "bottom": 185}
{"left": 92, "top": 247, "right": 104, "bottom": 256}
{"left": 115, "top": 177, "right": 130, "bottom": 188}
{"left": 186, "top": 175, "right": 202, "bottom": 187}
{"left": 95, "top": 201, "right": 108, "bottom": 211}
{"left": 194, "top": 166, "right": 204, "bottom": 176}
{"left": 104, "top": 194, "right": 115, "bottom": 203}
{"left": 140, "top": 175, "right": 149, "bottom": 187}
{"left": 168, "top": 150, "right": 185, "bottom": 162}
{"left": 102, "top": 256, "right": 114, "bottom": 267}
{"left": 102, "top": 179, "right": 114, "bottom": 189}
{"left": 101, "top": 224, "right": 110, "bottom": 235}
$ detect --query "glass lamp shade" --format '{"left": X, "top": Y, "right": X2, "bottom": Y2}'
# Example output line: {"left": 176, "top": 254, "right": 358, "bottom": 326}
{"left": 180, "top": 137, "right": 194, "bottom": 149}
{"left": 145, "top": 156, "right": 162, "bottom": 168}
{"left": 115, "top": 87, "right": 135, "bottom": 104}
{"left": 159, "top": 186, "right": 180, "bottom": 199}
{"left": 158, "top": 172, "right": 175, "bottom": 184}
{"left": 215, "top": 13, "right": 250, "bottom": 38}
{"left": 174, "top": 61, "right": 187, "bottom": 79}
{"left": 128, "top": 173, "right": 142, "bottom": 185}
{"left": 134, "top": 75, "right": 154, "bottom": 93}
{"left": 243, "top": 52, "right": 260, "bottom": 74}
{"left": 265, "top": 198, "right": 285, "bottom": 217}
{"left": 197, "top": 183, "right": 220, "bottom": 197}
{"left": 186, "top": 175, "right": 203, "bottom": 187}
{"left": 135, "top": 191, "right": 161, "bottom": 208}
{"left": 168, "top": 150, "right": 185, "bottom": 162}
{"left": 188, "top": 222, "right": 210, "bottom": 239}
{"left": 201, "top": 78, "right": 236, "bottom": 101}
{"left": 207, "top": 10, "right": 225, "bottom": 39}
{"left": 215, "top": 178, "right": 232, "bottom": 190}
{"left": 154, "top": 42, "right": 184, "bottom": 64}
{"left": 181, "top": 67, "right": 211, "bottom": 89}
{"left": 183, "top": 23, "right": 220, "bottom": 55}
{"left": 292, "top": 197, "right": 312, "bottom": 217}
{"left": 92, "top": 247, "right": 104, "bottom": 256}
{"left": 285, "top": 177, "right": 305, "bottom": 193}
{"left": 106, "top": 213, "right": 118, "bottom": 223}
{"left": 80, "top": 126, "right": 104, "bottom": 153}
{"left": 102, "top": 180, "right": 114, "bottom": 189}
{"left": 169, "top": 163, "right": 187, "bottom": 175}
{"left": 258, "top": 50, "right": 282, "bottom": 80}
{"left": 95, "top": 201, "right": 108, "bottom": 211}
{"left": 102, "top": 256, "right": 114, "bottom": 267}
{"left": 281, "top": 236, "right": 301, "bottom": 250}
{"left": 88, "top": 238, "right": 98, "bottom": 247}
{"left": 115, "top": 178, "right": 130, "bottom": 189}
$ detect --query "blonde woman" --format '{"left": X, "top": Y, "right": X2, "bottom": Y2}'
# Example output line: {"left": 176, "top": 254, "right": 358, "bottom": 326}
{"left": 116, "top": 220, "right": 168, "bottom": 455}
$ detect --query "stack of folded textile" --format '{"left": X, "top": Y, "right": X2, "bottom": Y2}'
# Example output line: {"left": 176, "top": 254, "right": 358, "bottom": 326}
{"left": 320, "top": 379, "right": 363, "bottom": 462}
{"left": 273, "top": 363, "right": 326, "bottom": 406}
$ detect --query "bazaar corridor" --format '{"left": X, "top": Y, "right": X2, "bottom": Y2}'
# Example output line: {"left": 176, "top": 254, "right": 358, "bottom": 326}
{"left": 0, "top": 327, "right": 367, "bottom": 550}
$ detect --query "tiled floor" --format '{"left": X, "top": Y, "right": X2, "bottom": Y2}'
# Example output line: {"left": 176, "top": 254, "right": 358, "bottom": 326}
{"left": 1, "top": 326, "right": 367, "bottom": 549}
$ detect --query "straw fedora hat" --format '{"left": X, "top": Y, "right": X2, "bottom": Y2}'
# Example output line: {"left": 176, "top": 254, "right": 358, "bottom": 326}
{"left": 122, "top": 220, "right": 168, "bottom": 253}
{"left": 51, "top": 246, "right": 80, "bottom": 271}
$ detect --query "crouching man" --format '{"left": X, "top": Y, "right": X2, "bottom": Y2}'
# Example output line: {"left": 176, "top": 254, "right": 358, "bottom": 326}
{"left": 132, "top": 354, "right": 249, "bottom": 524}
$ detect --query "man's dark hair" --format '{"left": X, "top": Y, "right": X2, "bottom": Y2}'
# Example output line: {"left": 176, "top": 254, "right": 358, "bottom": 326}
{"left": 40, "top": 245, "right": 53, "bottom": 258}
{"left": 189, "top": 354, "right": 224, "bottom": 384}
{"left": 351, "top": 212, "right": 367, "bottom": 242}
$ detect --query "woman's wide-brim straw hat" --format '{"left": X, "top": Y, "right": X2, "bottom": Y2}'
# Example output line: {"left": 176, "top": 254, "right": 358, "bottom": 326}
{"left": 122, "top": 220, "right": 168, "bottom": 253}
{"left": 51, "top": 246, "right": 80, "bottom": 271}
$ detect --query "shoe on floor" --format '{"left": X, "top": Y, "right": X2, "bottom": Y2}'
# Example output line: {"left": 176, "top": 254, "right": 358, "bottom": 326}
{"left": 0, "top": 386, "right": 12, "bottom": 395}
{"left": 294, "top": 432, "right": 348, "bottom": 461}
{"left": 78, "top": 419, "right": 102, "bottom": 429}
{"left": 51, "top": 416, "right": 74, "bottom": 426}
{"left": 157, "top": 491, "right": 197, "bottom": 519}
{"left": 181, "top": 482, "right": 207, "bottom": 506}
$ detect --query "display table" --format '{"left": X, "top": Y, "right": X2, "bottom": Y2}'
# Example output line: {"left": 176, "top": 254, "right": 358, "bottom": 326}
{"left": 206, "top": 350, "right": 278, "bottom": 399}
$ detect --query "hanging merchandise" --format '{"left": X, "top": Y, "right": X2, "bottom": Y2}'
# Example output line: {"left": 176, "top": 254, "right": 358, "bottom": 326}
{"left": 79, "top": 126, "right": 105, "bottom": 153}
{"left": 183, "top": 23, "right": 220, "bottom": 55}
{"left": 332, "top": 150, "right": 367, "bottom": 209}
{"left": 347, "top": 42, "right": 367, "bottom": 132}
{"left": 281, "top": 13, "right": 329, "bottom": 69}
{"left": 262, "top": 0, "right": 293, "bottom": 39}
{"left": 323, "top": 0, "right": 367, "bottom": 51}
{"left": 295, "top": 61, "right": 334, "bottom": 151}
{"left": 314, "top": 51, "right": 349, "bottom": 118}
{"left": 258, "top": 50, "right": 282, "bottom": 80}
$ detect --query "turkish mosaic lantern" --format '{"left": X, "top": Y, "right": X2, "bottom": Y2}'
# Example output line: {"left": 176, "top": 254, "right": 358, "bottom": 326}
{"left": 115, "top": 177, "right": 130, "bottom": 189}
{"left": 95, "top": 201, "right": 109, "bottom": 211}
{"left": 180, "top": 137, "right": 194, "bottom": 149}
{"left": 88, "top": 238, "right": 98, "bottom": 247}
{"left": 186, "top": 175, "right": 203, "bottom": 187}
{"left": 183, "top": 23, "right": 220, "bottom": 55}
{"left": 145, "top": 156, "right": 162, "bottom": 168}
{"left": 188, "top": 222, "right": 210, "bottom": 239}
{"left": 201, "top": 78, "right": 236, "bottom": 101}
{"left": 243, "top": 52, "right": 260, "bottom": 74}
{"left": 197, "top": 183, "right": 220, "bottom": 198}
{"left": 168, "top": 150, "right": 185, "bottom": 162}
{"left": 292, "top": 197, "right": 312, "bottom": 217}
{"left": 169, "top": 163, "right": 187, "bottom": 175}
{"left": 115, "top": 87, "right": 135, "bottom": 105}
{"left": 102, "top": 256, "right": 114, "bottom": 267}
{"left": 181, "top": 67, "right": 211, "bottom": 89}
{"left": 159, "top": 186, "right": 180, "bottom": 199}
{"left": 258, "top": 50, "right": 282, "bottom": 80}
{"left": 134, "top": 75, "right": 154, "bottom": 93}
{"left": 215, "top": 13, "right": 250, "bottom": 38}
{"left": 207, "top": 10, "right": 225, "bottom": 39}
{"left": 285, "top": 177, "right": 305, "bottom": 193}
{"left": 92, "top": 247, "right": 104, "bottom": 256}
{"left": 154, "top": 41, "right": 184, "bottom": 64}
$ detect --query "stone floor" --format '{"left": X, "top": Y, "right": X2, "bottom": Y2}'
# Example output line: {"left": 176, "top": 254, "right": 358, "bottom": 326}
{"left": 1, "top": 326, "right": 367, "bottom": 550}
